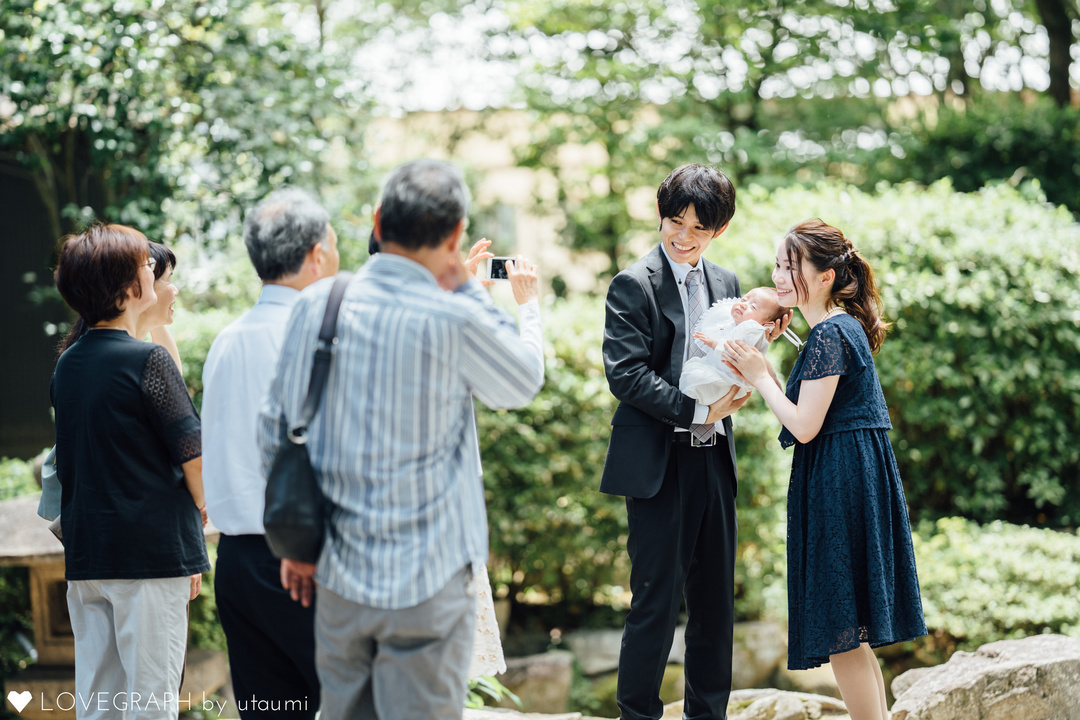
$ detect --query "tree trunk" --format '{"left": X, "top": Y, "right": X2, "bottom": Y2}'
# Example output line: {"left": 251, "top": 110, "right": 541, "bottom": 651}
{"left": 1034, "top": 0, "right": 1074, "bottom": 107}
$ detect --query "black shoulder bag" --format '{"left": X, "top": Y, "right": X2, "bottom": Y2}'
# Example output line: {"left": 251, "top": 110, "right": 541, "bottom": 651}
{"left": 263, "top": 271, "right": 352, "bottom": 563}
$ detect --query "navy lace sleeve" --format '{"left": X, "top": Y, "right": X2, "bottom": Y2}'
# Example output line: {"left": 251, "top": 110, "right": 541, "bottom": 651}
{"left": 798, "top": 319, "right": 866, "bottom": 381}
{"left": 779, "top": 315, "right": 890, "bottom": 448}
{"left": 141, "top": 345, "right": 202, "bottom": 465}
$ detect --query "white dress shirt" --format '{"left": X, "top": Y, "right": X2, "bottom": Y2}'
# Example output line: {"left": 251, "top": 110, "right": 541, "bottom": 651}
{"left": 202, "top": 284, "right": 300, "bottom": 535}
{"left": 658, "top": 243, "right": 724, "bottom": 434}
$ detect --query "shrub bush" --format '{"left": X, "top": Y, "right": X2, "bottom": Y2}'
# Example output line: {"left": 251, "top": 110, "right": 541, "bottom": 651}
{"left": 913, "top": 517, "right": 1080, "bottom": 648}
{"left": 0, "top": 459, "right": 39, "bottom": 693}
{"left": 172, "top": 307, "right": 242, "bottom": 412}
{"left": 873, "top": 94, "right": 1080, "bottom": 216}
{"left": 714, "top": 180, "right": 1080, "bottom": 528}
{"left": 0, "top": 456, "right": 39, "bottom": 502}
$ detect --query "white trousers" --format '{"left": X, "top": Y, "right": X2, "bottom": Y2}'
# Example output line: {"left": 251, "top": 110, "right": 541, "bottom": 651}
{"left": 67, "top": 577, "right": 190, "bottom": 720}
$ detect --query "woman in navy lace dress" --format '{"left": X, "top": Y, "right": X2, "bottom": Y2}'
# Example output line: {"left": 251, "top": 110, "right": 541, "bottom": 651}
{"left": 725, "top": 219, "right": 926, "bottom": 720}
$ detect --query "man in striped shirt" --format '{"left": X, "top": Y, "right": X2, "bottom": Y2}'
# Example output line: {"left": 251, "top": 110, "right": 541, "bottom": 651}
{"left": 258, "top": 159, "right": 544, "bottom": 720}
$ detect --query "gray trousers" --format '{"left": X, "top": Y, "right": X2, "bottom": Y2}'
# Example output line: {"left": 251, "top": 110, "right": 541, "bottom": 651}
{"left": 315, "top": 567, "right": 476, "bottom": 720}
{"left": 67, "top": 577, "right": 190, "bottom": 720}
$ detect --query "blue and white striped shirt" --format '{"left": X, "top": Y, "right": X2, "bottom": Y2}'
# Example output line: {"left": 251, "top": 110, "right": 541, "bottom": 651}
{"left": 257, "top": 254, "right": 544, "bottom": 609}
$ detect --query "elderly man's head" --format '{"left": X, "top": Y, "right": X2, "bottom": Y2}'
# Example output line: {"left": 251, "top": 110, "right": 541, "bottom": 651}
{"left": 376, "top": 160, "right": 470, "bottom": 251}
{"left": 244, "top": 187, "right": 339, "bottom": 284}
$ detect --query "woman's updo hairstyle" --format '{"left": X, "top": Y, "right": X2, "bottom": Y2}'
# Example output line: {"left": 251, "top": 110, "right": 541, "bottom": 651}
{"left": 783, "top": 218, "right": 888, "bottom": 354}
{"left": 55, "top": 224, "right": 150, "bottom": 354}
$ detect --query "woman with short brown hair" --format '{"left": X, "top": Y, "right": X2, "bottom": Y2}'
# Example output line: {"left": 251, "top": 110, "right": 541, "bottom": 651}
{"left": 52, "top": 223, "right": 209, "bottom": 720}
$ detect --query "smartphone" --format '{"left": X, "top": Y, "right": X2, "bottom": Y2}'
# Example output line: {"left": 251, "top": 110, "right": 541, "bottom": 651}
{"left": 486, "top": 257, "right": 513, "bottom": 281}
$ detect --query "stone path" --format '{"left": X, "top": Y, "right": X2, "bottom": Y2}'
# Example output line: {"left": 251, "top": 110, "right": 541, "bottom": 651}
{"left": 464, "top": 689, "right": 850, "bottom": 720}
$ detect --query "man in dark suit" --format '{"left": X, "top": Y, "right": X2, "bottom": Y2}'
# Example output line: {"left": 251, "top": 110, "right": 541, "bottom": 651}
{"left": 601, "top": 164, "right": 787, "bottom": 720}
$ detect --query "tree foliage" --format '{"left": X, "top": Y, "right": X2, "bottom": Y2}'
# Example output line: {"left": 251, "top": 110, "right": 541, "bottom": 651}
{"left": 0, "top": 0, "right": 370, "bottom": 247}
{"left": 873, "top": 93, "right": 1080, "bottom": 214}
{"left": 491, "top": 0, "right": 1080, "bottom": 267}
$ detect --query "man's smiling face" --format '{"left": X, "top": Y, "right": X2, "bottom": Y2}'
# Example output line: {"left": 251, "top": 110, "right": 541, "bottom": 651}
{"left": 660, "top": 203, "right": 722, "bottom": 267}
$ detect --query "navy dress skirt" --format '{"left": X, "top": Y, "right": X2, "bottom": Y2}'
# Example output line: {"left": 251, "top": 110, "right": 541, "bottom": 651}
{"left": 779, "top": 314, "right": 926, "bottom": 670}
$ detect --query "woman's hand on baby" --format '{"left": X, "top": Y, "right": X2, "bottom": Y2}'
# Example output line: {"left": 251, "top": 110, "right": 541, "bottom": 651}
{"left": 723, "top": 339, "right": 770, "bottom": 385}
{"left": 693, "top": 331, "right": 718, "bottom": 350}
{"left": 763, "top": 310, "right": 794, "bottom": 342}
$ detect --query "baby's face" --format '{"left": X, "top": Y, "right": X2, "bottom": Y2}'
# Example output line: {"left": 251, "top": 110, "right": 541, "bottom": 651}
{"left": 731, "top": 289, "right": 779, "bottom": 325}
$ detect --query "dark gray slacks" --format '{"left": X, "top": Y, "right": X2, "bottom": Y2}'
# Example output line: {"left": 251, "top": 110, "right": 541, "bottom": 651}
{"left": 215, "top": 534, "right": 320, "bottom": 719}
{"left": 617, "top": 438, "right": 738, "bottom": 720}
{"left": 315, "top": 566, "right": 476, "bottom": 720}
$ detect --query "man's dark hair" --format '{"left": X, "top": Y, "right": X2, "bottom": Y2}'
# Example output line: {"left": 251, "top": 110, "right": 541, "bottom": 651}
{"left": 378, "top": 160, "right": 470, "bottom": 250}
{"left": 243, "top": 187, "right": 330, "bottom": 282}
{"left": 656, "top": 164, "right": 736, "bottom": 232}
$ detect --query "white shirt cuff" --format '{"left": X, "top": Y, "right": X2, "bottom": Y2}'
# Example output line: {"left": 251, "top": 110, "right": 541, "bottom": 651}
{"left": 689, "top": 403, "right": 727, "bottom": 436}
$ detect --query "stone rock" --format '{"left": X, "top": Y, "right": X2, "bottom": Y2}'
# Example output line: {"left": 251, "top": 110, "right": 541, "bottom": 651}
{"left": 731, "top": 622, "right": 788, "bottom": 689}
{"left": 729, "top": 689, "right": 848, "bottom": 720}
{"left": 891, "top": 634, "right": 1080, "bottom": 720}
{"left": 463, "top": 708, "right": 612, "bottom": 720}
{"left": 663, "top": 689, "right": 848, "bottom": 720}
{"left": 564, "top": 621, "right": 785, "bottom": 683}
{"left": 495, "top": 650, "right": 575, "bottom": 715}
{"left": 562, "top": 629, "right": 623, "bottom": 676}
{"left": 774, "top": 664, "right": 842, "bottom": 699}
{"left": 889, "top": 666, "right": 933, "bottom": 700}
{"left": 464, "top": 709, "right": 583, "bottom": 720}
{"left": 668, "top": 625, "right": 687, "bottom": 665}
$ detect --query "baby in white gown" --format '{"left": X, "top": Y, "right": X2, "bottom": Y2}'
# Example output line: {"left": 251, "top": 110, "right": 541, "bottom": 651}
{"left": 680, "top": 287, "right": 788, "bottom": 404}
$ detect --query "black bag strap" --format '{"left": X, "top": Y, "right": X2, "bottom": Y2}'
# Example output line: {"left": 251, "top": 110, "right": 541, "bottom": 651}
{"left": 288, "top": 271, "right": 353, "bottom": 443}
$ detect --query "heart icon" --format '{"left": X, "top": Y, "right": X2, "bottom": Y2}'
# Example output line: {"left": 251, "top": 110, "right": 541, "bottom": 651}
{"left": 7, "top": 690, "right": 32, "bottom": 713}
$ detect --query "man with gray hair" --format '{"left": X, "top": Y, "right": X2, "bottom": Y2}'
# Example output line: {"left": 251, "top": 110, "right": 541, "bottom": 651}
{"left": 258, "top": 159, "right": 544, "bottom": 719}
{"left": 202, "top": 186, "right": 338, "bottom": 719}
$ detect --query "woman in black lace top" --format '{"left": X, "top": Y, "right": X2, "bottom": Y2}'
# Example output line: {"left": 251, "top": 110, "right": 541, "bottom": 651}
{"left": 725, "top": 220, "right": 926, "bottom": 720}
{"left": 51, "top": 224, "right": 210, "bottom": 718}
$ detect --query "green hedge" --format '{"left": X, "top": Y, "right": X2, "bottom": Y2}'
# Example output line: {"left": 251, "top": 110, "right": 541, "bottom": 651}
{"left": 0, "top": 457, "right": 39, "bottom": 502}
{"left": 913, "top": 517, "right": 1080, "bottom": 648}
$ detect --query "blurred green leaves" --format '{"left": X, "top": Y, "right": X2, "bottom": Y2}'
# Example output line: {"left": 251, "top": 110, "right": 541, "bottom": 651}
{"left": 0, "top": 0, "right": 371, "bottom": 247}
{"left": 914, "top": 517, "right": 1080, "bottom": 647}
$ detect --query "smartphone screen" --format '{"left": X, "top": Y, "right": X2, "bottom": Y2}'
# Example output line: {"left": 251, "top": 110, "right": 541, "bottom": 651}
{"left": 487, "top": 257, "right": 512, "bottom": 280}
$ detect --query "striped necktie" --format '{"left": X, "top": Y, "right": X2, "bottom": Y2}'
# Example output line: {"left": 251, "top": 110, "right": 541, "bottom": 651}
{"left": 685, "top": 268, "right": 715, "bottom": 444}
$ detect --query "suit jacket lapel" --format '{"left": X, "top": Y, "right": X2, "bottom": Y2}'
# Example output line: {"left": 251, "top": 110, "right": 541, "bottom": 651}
{"left": 702, "top": 259, "right": 733, "bottom": 306}
{"left": 647, "top": 245, "right": 686, "bottom": 382}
